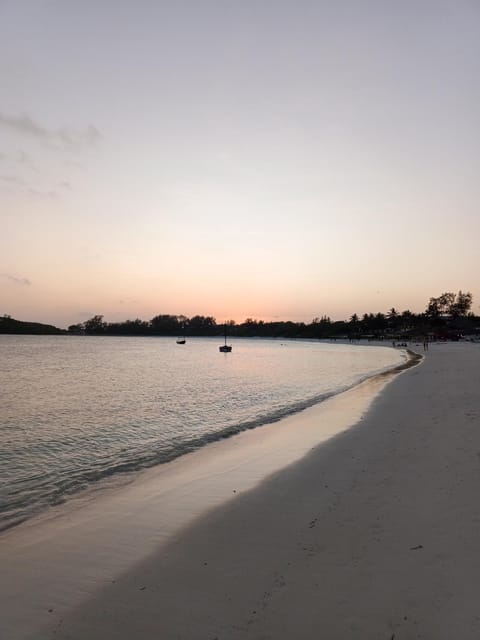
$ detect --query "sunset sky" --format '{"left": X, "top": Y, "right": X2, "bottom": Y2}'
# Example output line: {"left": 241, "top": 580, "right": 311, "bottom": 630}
{"left": 1, "top": 1, "right": 479, "bottom": 328}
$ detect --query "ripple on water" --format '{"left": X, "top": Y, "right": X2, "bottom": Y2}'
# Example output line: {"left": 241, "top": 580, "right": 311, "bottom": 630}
{"left": 0, "top": 335, "right": 405, "bottom": 529}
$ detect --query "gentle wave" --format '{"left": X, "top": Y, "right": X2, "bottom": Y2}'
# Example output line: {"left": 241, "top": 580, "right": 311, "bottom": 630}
{"left": 0, "top": 336, "right": 406, "bottom": 530}
{"left": 0, "top": 386, "right": 349, "bottom": 531}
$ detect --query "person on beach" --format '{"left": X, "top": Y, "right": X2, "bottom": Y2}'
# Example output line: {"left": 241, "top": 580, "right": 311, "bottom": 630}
{"left": 423, "top": 337, "right": 429, "bottom": 351}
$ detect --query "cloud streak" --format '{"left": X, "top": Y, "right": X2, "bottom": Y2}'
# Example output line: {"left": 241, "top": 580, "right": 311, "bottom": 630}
{"left": 0, "top": 175, "right": 26, "bottom": 186}
{"left": 1, "top": 273, "right": 32, "bottom": 286}
{"left": 26, "top": 187, "right": 59, "bottom": 200}
{"left": 0, "top": 175, "right": 60, "bottom": 200}
{"left": 0, "top": 112, "right": 101, "bottom": 147}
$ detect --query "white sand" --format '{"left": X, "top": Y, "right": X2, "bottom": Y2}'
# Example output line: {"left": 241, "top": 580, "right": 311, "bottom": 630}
{"left": 2, "top": 342, "right": 480, "bottom": 639}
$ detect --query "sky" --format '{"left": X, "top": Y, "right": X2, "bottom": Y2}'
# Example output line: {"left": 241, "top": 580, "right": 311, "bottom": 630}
{"left": 1, "top": 0, "right": 479, "bottom": 328}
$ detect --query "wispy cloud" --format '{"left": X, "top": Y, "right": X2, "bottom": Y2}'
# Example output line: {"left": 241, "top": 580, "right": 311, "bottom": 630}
{"left": 26, "top": 187, "right": 59, "bottom": 200}
{"left": 0, "top": 175, "right": 60, "bottom": 200}
{"left": 1, "top": 273, "right": 32, "bottom": 286}
{"left": 0, "top": 151, "right": 34, "bottom": 167}
{"left": 0, "top": 112, "right": 101, "bottom": 147}
{"left": 0, "top": 175, "right": 26, "bottom": 186}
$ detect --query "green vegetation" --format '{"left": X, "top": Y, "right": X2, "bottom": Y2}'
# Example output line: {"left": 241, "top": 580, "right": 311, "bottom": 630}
{"left": 66, "top": 291, "right": 478, "bottom": 341}
{"left": 2, "top": 291, "right": 477, "bottom": 339}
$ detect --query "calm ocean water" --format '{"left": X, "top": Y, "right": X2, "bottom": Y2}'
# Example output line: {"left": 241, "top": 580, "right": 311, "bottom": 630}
{"left": 0, "top": 335, "right": 404, "bottom": 531}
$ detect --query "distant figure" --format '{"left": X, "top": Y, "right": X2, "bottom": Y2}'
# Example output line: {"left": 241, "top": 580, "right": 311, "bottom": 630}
{"left": 423, "top": 338, "right": 429, "bottom": 351}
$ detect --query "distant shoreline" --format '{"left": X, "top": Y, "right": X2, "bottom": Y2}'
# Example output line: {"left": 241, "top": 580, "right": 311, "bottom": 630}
{"left": 2, "top": 304, "right": 479, "bottom": 341}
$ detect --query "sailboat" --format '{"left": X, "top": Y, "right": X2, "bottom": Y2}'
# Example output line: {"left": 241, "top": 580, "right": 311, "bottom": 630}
{"left": 176, "top": 323, "right": 186, "bottom": 344}
{"left": 219, "top": 323, "right": 232, "bottom": 353}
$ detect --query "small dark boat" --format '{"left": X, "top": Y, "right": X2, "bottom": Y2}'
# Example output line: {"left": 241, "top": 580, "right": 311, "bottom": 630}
{"left": 176, "top": 323, "right": 186, "bottom": 344}
{"left": 219, "top": 323, "right": 232, "bottom": 353}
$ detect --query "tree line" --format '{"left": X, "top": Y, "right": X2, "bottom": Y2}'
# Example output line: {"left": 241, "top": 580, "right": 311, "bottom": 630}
{"left": 65, "top": 291, "right": 478, "bottom": 340}
{"left": 0, "top": 315, "right": 63, "bottom": 335}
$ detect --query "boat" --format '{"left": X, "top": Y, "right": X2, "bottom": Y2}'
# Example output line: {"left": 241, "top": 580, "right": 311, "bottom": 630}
{"left": 219, "top": 323, "right": 232, "bottom": 353}
{"left": 176, "top": 323, "right": 186, "bottom": 344}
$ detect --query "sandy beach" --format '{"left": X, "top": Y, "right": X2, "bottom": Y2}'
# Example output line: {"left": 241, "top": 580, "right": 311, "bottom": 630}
{"left": 2, "top": 341, "right": 480, "bottom": 639}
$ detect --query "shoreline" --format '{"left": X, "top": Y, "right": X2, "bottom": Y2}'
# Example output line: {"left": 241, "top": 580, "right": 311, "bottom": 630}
{"left": 1, "top": 341, "right": 410, "bottom": 535}
{"left": 0, "top": 346, "right": 418, "bottom": 639}
{"left": 34, "top": 340, "right": 480, "bottom": 640}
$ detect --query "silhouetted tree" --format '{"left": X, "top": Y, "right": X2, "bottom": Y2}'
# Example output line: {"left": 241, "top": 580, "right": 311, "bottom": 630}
{"left": 150, "top": 314, "right": 181, "bottom": 335}
{"left": 67, "top": 323, "right": 84, "bottom": 333}
{"left": 450, "top": 291, "right": 473, "bottom": 317}
{"left": 426, "top": 291, "right": 473, "bottom": 320}
{"left": 84, "top": 315, "right": 106, "bottom": 334}
{"left": 187, "top": 315, "right": 217, "bottom": 335}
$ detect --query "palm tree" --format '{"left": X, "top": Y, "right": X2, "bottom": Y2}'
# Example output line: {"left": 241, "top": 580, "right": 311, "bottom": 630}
{"left": 387, "top": 307, "right": 399, "bottom": 331}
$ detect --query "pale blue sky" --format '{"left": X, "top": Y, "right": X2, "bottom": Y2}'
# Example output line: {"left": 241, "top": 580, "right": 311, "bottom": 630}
{"left": 1, "top": 0, "right": 479, "bottom": 327}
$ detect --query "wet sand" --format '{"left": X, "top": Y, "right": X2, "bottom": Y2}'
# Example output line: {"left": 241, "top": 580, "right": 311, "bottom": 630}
{"left": 3, "top": 343, "right": 480, "bottom": 639}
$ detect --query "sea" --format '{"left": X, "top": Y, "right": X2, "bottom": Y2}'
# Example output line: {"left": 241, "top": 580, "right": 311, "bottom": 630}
{"left": 0, "top": 335, "right": 405, "bottom": 531}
